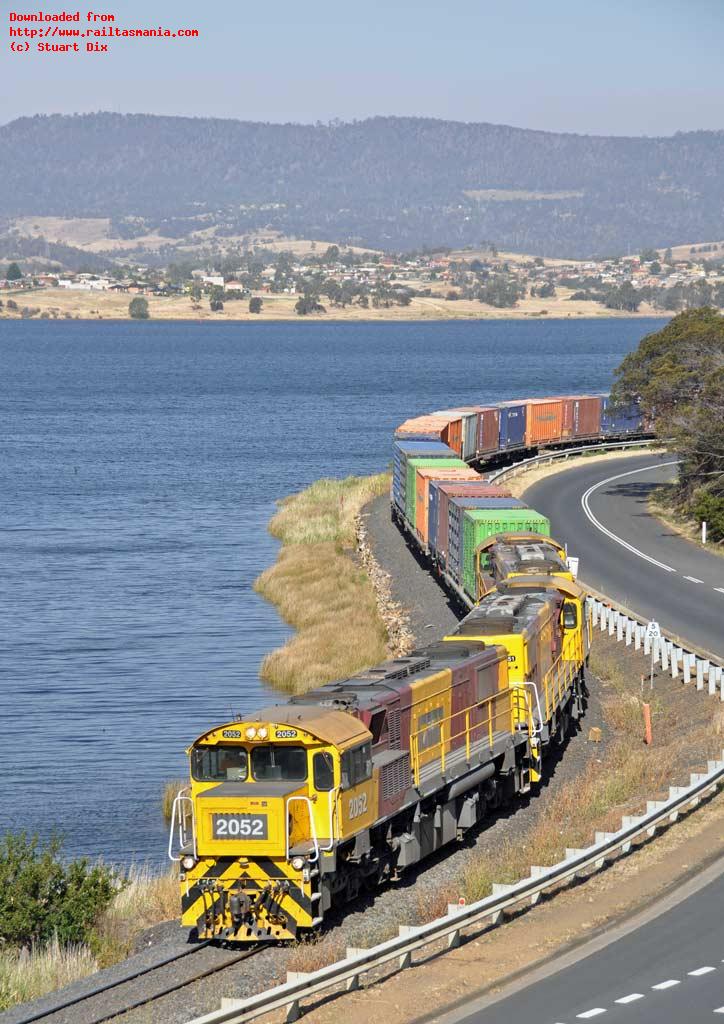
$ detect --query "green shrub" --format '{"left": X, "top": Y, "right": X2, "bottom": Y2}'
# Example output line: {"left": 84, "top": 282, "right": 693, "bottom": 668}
{"left": 691, "top": 488, "right": 724, "bottom": 542}
{"left": 0, "top": 833, "right": 120, "bottom": 948}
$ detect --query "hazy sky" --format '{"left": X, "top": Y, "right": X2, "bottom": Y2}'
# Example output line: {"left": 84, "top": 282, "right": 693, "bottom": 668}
{"left": 2, "top": 0, "right": 722, "bottom": 135}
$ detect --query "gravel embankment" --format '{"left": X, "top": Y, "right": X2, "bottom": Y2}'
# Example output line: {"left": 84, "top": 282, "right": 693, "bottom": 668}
{"left": 4, "top": 494, "right": 609, "bottom": 1024}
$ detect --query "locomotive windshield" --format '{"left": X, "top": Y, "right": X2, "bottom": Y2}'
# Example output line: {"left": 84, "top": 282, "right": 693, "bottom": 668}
{"left": 191, "top": 745, "right": 248, "bottom": 782}
{"left": 251, "top": 745, "right": 307, "bottom": 781}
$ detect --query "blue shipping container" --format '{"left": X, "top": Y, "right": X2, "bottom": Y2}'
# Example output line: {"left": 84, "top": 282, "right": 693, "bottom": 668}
{"left": 600, "top": 396, "right": 643, "bottom": 436}
{"left": 393, "top": 440, "right": 455, "bottom": 513}
{"left": 498, "top": 403, "right": 527, "bottom": 449}
{"left": 447, "top": 497, "right": 529, "bottom": 583}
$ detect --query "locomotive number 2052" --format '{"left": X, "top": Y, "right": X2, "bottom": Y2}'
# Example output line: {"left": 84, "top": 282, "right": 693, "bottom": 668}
{"left": 212, "top": 814, "right": 268, "bottom": 839}
{"left": 348, "top": 793, "right": 368, "bottom": 819}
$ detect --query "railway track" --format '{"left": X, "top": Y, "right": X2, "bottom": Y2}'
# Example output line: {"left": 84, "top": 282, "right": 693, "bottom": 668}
{"left": 12, "top": 942, "right": 262, "bottom": 1024}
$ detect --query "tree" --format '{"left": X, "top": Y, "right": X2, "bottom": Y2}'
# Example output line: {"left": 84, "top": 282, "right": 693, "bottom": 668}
{"left": 6, "top": 262, "right": 22, "bottom": 281}
{"left": 210, "top": 298, "right": 224, "bottom": 311}
{"left": 295, "top": 292, "right": 326, "bottom": 315}
{"left": 209, "top": 285, "right": 224, "bottom": 311}
{"left": 128, "top": 297, "right": 149, "bottom": 319}
{"left": 640, "top": 248, "right": 658, "bottom": 263}
{"left": 612, "top": 308, "right": 724, "bottom": 539}
{"left": 249, "top": 296, "right": 263, "bottom": 313}
{"left": 0, "top": 833, "right": 118, "bottom": 948}
{"left": 649, "top": 261, "right": 661, "bottom": 275}
{"left": 604, "top": 281, "right": 640, "bottom": 312}
{"left": 664, "top": 248, "right": 673, "bottom": 264}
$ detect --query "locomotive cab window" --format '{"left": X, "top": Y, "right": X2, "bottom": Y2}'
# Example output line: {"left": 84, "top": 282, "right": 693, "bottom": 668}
{"left": 562, "top": 602, "right": 578, "bottom": 629}
{"left": 251, "top": 745, "right": 307, "bottom": 782}
{"left": 313, "top": 751, "right": 335, "bottom": 791}
{"left": 191, "top": 745, "right": 248, "bottom": 782}
{"left": 341, "top": 742, "right": 372, "bottom": 790}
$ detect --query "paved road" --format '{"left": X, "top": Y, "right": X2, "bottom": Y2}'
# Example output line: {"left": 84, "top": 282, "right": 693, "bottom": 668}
{"left": 525, "top": 453, "right": 724, "bottom": 659}
{"left": 444, "top": 856, "right": 724, "bottom": 1024}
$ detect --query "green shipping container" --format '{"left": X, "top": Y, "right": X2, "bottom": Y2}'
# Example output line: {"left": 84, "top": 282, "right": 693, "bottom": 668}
{"left": 461, "top": 508, "right": 551, "bottom": 600}
{"left": 405, "top": 457, "right": 467, "bottom": 528}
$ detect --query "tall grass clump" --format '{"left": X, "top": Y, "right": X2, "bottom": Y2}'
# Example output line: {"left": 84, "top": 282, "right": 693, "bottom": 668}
{"left": 255, "top": 473, "right": 391, "bottom": 693}
{"left": 162, "top": 779, "right": 187, "bottom": 823}
{"left": 0, "top": 937, "right": 98, "bottom": 1012}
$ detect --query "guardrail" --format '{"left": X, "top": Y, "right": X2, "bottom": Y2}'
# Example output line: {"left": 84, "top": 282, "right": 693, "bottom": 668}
{"left": 189, "top": 757, "right": 723, "bottom": 1024}
{"left": 485, "top": 437, "right": 658, "bottom": 483}
{"left": 585, "top": 586, "right": 724, "bottom": 699}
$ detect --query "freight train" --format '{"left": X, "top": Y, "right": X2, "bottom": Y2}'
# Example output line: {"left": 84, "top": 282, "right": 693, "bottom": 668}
{"left": 167, "top": 391, "right": 612, "bottom": 944}
{"left": 169, "top": 572, "right": 591, "bottom": 943}
{"left": 392, "top": 392, "right": 644, "bottom": 605}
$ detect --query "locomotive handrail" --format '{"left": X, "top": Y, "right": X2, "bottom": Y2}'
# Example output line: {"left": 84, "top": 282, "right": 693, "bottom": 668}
{"left": 168, "top": 788, "right": 196, "bottom": 862}
{"left": 285, "top": 795, "right": 320, "bottom": 863}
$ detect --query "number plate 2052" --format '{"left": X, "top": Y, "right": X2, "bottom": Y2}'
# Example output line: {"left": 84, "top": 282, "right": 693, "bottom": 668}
{"left": 212, "top": 813, "right": 268, "bottom": 839}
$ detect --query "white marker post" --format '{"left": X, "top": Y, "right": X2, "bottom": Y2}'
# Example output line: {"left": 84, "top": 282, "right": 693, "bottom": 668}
{"left": 702, "top": 521, "right": 707, "bottom": 545}
{"left": 645, "top": 620, "right": 661, "bottom": 690}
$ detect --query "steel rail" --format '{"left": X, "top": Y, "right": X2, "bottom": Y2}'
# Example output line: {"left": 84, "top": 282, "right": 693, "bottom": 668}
{"left": 12, "top": 942, "right": 259, "bottom": 1024}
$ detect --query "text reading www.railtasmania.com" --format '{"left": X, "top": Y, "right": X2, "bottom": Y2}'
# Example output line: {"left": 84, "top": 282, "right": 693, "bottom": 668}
{"left": 8, "top": 10, "right": 199, "bottom": 53}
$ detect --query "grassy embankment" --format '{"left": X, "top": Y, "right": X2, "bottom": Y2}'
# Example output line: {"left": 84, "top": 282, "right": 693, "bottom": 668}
{"left": 254, "top": 473, "right": 394, "bottom": 694}
{"left": 0, "top": 865, "right": 178, "bottom": 1011}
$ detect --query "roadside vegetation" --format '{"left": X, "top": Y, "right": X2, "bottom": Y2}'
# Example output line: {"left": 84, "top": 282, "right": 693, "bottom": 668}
{"left": 254, "top": 474, "right": 391, "bottom": 693}
{"left": 613, "top": 307, "right": 724, "bottom": 543}
{"left": 0, "top": 834, "right": 178, "bottom": 1012}
{"left": 461, "top": 638, "right": 720, "bottom": 902}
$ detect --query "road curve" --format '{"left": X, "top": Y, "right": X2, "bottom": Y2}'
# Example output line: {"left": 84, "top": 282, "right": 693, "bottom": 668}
{"left": 524, "top": 452, "right": 724, "bottom": 660}
{"left": 441, "top": 854, "right": 724, "bottom": 1024}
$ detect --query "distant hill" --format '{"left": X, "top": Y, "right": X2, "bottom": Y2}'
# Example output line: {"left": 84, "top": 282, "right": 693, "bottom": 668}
{"left": 4, "top": 113, "right": 724, "bottom": 257}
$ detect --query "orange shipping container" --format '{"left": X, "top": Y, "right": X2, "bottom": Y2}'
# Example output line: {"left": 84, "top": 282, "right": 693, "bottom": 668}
{"left": 525, "top": 398, "right": 564, "bottom": 446}
{"left": 396, "top": 415, "right": 451, "bottom": 438}
{"left": 441, "top": 417, "right": 464, "bottom": 456}
{"left": 415, "top": 466, "right": 480, "bottom": 545}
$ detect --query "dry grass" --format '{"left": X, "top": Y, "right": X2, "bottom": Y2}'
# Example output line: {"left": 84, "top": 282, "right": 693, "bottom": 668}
{"left": 162, "top": 779, "right": 187, "bottom": 823}
{"left": 92, "top": 865, "right": 179, "bottom": 966}
{"left": 462, "top": 640, "right": 717, "bottom": 904}
{"left": 1, "top": 286, "right": 662, "bottom": 323}
{"left": 269, "top": 474, "right": 390, "bottom": 547}
{"left": 255, "top": 474, "right": 391, "bottom": 693}
{"left": 286, "top": 936, "right": 346, "bottom": 974}
{"left": 0, "top": 937, "right": 98, "bottom": 1012}
{"left": 648, "top": 484, "right": 724, "bottom": 559}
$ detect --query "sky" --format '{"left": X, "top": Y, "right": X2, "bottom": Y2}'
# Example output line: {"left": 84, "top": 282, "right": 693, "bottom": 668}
{"left": 2, "top": 0, "right": 723, "bottom": 135}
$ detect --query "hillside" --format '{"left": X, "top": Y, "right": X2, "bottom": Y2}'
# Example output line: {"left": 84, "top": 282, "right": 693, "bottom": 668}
{"left": 4, "top": 113, "right": 724, "bottom": 257}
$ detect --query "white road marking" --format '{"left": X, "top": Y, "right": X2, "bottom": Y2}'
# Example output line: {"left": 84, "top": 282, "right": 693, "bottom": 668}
{"left": 652, "top": 979, "right": 680, "bottom": 990}
{"left": 715, "top": 588, "right": 724, "bottom": 595}
{"left": 580, "top": 461, "right": 681, "bottom": 573}
{"left": 689, "top": 966, "right": 716, "bottom": 975}
{"left": 684, "top": 576, "right": 704, "bottom": 584}
{"left": 576, "top": 1010, "right": 607, "bottom": 1019}
{"left": 615, "top": 993, "right": 644, "bottom": 1003}
{"left": 713, "top": 1008, "right": 724, "bottom": 1014}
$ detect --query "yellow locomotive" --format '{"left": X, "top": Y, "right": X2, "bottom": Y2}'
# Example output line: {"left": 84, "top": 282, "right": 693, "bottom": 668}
{"left": 169, "top": 574, "right": 591, "bottom": 944}
{"left": 475, "top": 532, "right": 575, "bottom": 599}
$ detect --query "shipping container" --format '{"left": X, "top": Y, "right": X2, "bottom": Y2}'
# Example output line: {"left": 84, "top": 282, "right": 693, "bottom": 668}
{"left": 525, "top": 398, "right": 564, "bottom": 446}
{"left": 441, "top": 417, "right": 464, "bottom": 457}
{"left": 459, "top": 508, "right": 551, "bottom": 600}
{"left": 406, "top": 457, "right": 467, "bottom": 529}
{"left": 395, "top": 415, "right": 451, "bottom": 439}
{"left": 392, "top": 441, "right": 454, "bottom": 515}
{"left": 430, "top": 482, "right": 514, "bottom": 562}
{"left": 571, "top": 395, "right": 602, "bottom": 438}
{"left": 476, "top": 407, "right": 501, "bottom": 456}
{"left": 600, "top": 395, "right": 644, "bottom": 436}
{"left": 447, "top": 497, "right": 535, "bottom": 589}
{"left": 415, "top": 466, "right": 479, "bottom": 546}
{"left": 560, "top": 396, "right": 575, "bottom": 439}
{"left": 498, "top": 401, "right": 527, "bottom": 450}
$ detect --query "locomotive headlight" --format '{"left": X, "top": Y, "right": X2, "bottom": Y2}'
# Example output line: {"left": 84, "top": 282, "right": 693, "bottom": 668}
{"left": 245, "top": 726, "right": 257, "bottom": 740}
{"left": 182, "top": 855, "right": 197, "bottom": 871}
{"left": 291, "top": 856, "right": 305, "bottom": 871}
{"left": 256, "top": 726, "right": 268, "bottom": 740}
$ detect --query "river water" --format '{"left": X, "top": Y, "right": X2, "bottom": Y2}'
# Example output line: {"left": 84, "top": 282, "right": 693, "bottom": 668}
{"left": 0, "top": 318, "right": 667, "bottom": 864}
